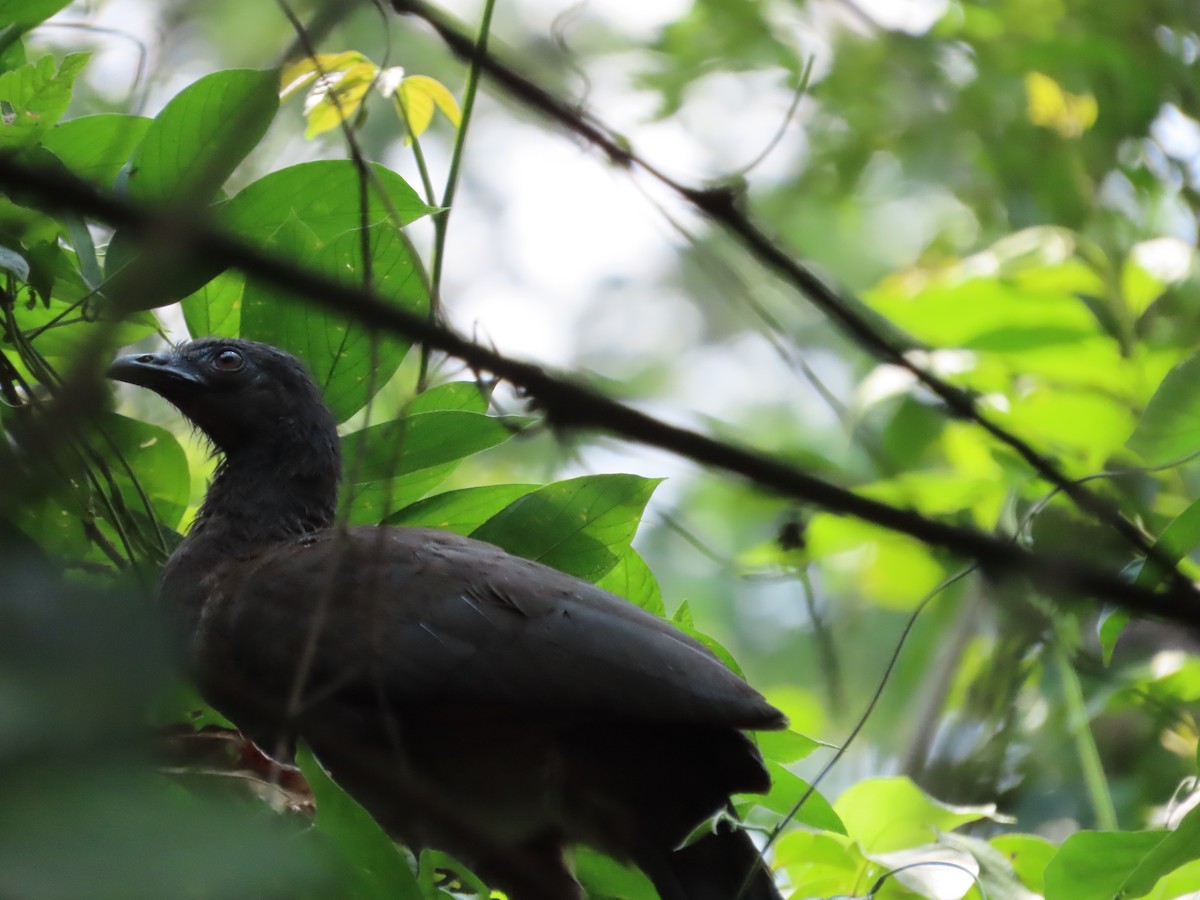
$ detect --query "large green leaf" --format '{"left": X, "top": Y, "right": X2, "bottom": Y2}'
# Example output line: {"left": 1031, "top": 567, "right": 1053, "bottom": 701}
{"left": 1127, "top": 350, "right": 1200, "bottom": 466}
{"left": 181, "top": 268, "right": 242, "bottom": 339}
{"left": 833, "top": 777, "right": 999, "bottom": 854}
{"left": 406, "top": 380, "right": 489, "bottom": 414}
{"left": 1043, "top": 830, "right": 1169, "bottom": 900}
{"left": 470, "top": 474, "right": 661, "bottom": 583}
{"left": 0, "top": 0, "right": 73, "bottom": 31}
{"left": 0, "top": 53, "right": 89, "bottom": 149}
{"left": 126, "top": 68, "right": 278, "bottom": 205}
{"left": 576, "top": 848, "right": 657, "bottom": 900}
{"left": 1117, "top": 804, "right": 1200, "bottom": 899}
{"left": 97, "top": 413, "right": 190, "bottom": 532}
{"left": 989, "top": 833, "right": 1056, "bottom": 895}
{"left": 41, "top": 114, "right": 151, "bottom": 186}
{"left": 295, "top": 744, "right": 422, "bottom": 900}
{"left": 385, "top": 483, "right": 539, "bottom": 533}
{"left": 756, "top": 763, "right": 845, "bottom": 835}
{"left": 222, "top": 159, "right": 435, "bottom": 240}
{"left": 240, "top": 220, "right": 429, "bottom": 421}
{"left": 596, "top": 547, "right": 665, "bottom": 615}
{"left": 341, "top": 411, "right": 523, "bottom": 484}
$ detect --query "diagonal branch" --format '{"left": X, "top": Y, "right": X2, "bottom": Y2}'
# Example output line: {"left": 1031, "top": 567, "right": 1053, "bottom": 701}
{"left": 388, "top": 0, "right": 1184, "bottom": 588}
{"left": 1, "top": 154, "right": 1196, "bottom": 627}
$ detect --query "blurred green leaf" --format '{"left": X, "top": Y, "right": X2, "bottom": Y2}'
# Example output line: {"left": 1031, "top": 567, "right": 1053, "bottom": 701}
{"left": 1127, "top": 350, "right": 1200, "bottom": 465}
{"left": 0, "top": 243, "right": 28, "bottom": 280}
{"left": 834, "top": 777, "right": 1000, "bottom": 853}
{"left": 0, "top": 0, "right": 73, "bottom": 31}
{"left": 990, "top": 834, "right": 1056, "bottom": 895}
{"left": 576, "top": 847, "right": 658, "bottom": 899}
{"left": 295, "top": 743, "right": 423, "bottom": 900}
{"left": 1117, "top": 803, "right": 1200, "bottom": 899}
{"left": 1043, "top": 830, "right": 1169, "bottom": 900}
{"left": 775, "top": 831, "right": 860, "bottom": 898}
{"left": 0, "top": 53, "right": 89, "bottom": 149}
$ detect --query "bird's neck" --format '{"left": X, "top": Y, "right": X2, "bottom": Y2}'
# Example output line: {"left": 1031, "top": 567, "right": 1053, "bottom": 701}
{"left": 187, "top": 439, "right": 342, "bottom": 555}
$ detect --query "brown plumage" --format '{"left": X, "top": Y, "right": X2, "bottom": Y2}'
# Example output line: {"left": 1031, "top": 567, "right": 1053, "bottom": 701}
{"left": 109, "top": 338, "right": 785, "bottom": 900}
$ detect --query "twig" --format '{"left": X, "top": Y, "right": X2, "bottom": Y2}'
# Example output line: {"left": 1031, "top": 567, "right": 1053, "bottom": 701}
{"left": 2, "top": 155, "right": 1196, "bottom": 625}
{"left": 388, "top": 0, "right": 1185, "bottom": 589}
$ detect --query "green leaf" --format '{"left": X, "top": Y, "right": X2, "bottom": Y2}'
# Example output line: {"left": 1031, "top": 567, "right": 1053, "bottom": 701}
{"left": 341, "top": 411, "right": 523, "bottom": 484}
{"left": 0, "top": 0, "right": 73, "bottom": 30}
{"left": 385, "top": 483, "right": 539, "bottom": 533}
{"left": 181, "top": 268, "right": 242, "bottom": 339}
{"left": 1127, "top": 351, "right": 1200, "bottom": 466}
{"left": 0, "top": 53, "right": 90, "bottom": 149}
{"left": 989, "top": 833, "right": 1056, "bottom": 895}
{"left": 127, "top": 68, "right": 279, "bottom": 205}
{"left": 1117, "top": 804, "right": 1200, "bottom": 898}
{"left": 1135, "top": 497, "right": 1200, "bottom": 592}
{"left": 756, "top": 763, "right": 846, "bottom": 834}
{"left": 596, "top": 547, "right": 665, "bottom": 615}
{"left": 940, "top": 832, "right": 1036, "bottom": 900}
{"left": 240, "top": 220, "right": 429, "bottom": 421}
{"left": 222, "top": 159, "right": 435, "bottom": 241}
{"left": 0, "top": 244, "right": 28, "bottom": 281}
{"left": 833, "top": 777, "right": 1001, "bottom": 853}
{"left": 406, "top": 380, "right": 489, "bottom": 414}
{"left": 344, "top": 468, "right": 457, "bottom": 526}
{"left": 774, "top": 831, "right": 860, "bottom": 898}
{"left": 41, "top": 114, "right": 151, "bottom": 186}
{"left": 1043, "top": 830, "right": 1168, "bottom": 900}
{"left": 470, "top": 474, "right": 661, "bottom": 583}
{"left": 576, "top": 847, "right": 658, "bottom": 899}
{"left": 98, "top": 413, "right": 191, "bottom": 531}
{"left": 294, "top": 744, "right": 422, "bottom": 900}
{"left": 1098, "top": 607, "right": 1129, "bottom": 667}
{"left": 755, "top": 729, "right": 821, "bottom": 765}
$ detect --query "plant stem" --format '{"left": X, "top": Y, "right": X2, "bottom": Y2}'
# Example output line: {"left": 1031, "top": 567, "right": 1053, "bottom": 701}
{"left": 1054, "top": 643, "right": 1118, "bottom": 830}
{"left": 416, "top": 0, "right": 496, "bottom": 391}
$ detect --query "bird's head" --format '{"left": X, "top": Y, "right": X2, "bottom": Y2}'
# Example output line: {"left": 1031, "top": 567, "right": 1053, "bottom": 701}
{"left": 107, "top": 338, "right": 338, "bottom": 458}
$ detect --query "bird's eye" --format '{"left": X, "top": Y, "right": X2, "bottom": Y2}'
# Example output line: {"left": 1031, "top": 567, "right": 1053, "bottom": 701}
{"left": 212, "top": 349, "right": 244, "bottom": 372}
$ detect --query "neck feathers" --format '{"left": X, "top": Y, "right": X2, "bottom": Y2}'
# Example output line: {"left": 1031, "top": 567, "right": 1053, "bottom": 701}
{"left": 189, "top": 414, "right": 342, "bottom": 553}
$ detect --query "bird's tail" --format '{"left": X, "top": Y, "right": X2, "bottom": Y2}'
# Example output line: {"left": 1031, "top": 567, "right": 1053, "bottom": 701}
{"left": 640, "top": 819, "right": 782, "bottom": 900}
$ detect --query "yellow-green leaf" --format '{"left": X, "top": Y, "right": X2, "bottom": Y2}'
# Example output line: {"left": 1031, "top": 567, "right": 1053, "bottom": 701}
{"left": 280, "top": 50, "right": 370, "bottom": 99}
{"left": 303, "top": 62, "right": 379, "bottom": 138}
{"left": 395, "top": 74, "right": 460, "bottom": 143}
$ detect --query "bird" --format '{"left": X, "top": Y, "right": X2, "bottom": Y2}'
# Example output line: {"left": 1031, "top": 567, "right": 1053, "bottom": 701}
{"left": 108, "top": 337, "right": 786, "bottom": 900}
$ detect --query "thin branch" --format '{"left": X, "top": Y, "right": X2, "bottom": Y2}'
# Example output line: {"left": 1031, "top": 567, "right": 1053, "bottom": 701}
{"left": 418, "top": 0, "right": 497, "bottom": 391}
{"left": 388, "top": 0, "right": 1185, "bottom": 589}
{"left": 3, "top": 155, "right": 1197, "bottom": 626}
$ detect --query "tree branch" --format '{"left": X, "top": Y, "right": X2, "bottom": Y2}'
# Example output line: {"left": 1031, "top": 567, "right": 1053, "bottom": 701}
{"left": 1, "top": 153, "right": 1195, "bottom": 627}
{"left": 387, "top": 0, "right": 1184, "bottom": 588}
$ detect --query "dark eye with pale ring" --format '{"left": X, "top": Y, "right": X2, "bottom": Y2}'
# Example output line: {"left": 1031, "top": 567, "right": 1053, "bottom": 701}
{"left": 212, "top": 349, "right": 244, "bottom": 372}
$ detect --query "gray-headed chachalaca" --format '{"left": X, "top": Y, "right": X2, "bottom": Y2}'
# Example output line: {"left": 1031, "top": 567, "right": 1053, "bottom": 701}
{"left": 109, "top": 338, "right": 785, "bottom": 900}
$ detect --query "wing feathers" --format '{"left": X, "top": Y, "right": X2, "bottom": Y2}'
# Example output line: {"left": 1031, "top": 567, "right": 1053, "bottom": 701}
{"left": 215, "top": 527, "right": 785, "bottom": 731}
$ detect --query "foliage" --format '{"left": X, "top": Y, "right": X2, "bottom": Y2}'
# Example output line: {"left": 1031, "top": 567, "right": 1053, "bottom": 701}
{"left": 2, "top": 1, "right": 1200, "bottom": 899}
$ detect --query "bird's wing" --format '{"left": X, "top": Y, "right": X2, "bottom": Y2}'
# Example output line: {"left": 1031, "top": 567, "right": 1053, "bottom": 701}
{"left": 212, "top": 527, "right": 785, "bottom": 730}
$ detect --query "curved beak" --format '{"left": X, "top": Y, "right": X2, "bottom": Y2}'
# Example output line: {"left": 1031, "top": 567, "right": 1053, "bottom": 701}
{"left": 107, "top": 352, "right": 204, "bottom": 393}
